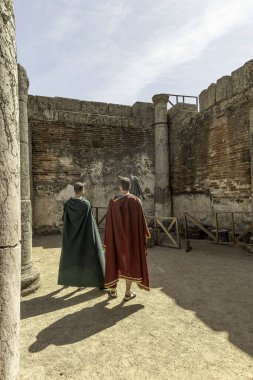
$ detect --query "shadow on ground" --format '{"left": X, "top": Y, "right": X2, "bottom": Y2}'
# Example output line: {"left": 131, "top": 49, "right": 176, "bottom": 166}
{"left": 29, "top": 299, "right": 144, "bottom": 352}
{"left": 149, "top": 241, "right": 253, "bottom": 357}
{"left": 21, "top": 287, "right": 105, "bottom": 319}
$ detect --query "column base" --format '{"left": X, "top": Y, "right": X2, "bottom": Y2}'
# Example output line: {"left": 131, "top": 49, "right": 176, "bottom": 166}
{"left": 21, "top": 262, "right": 40, "bottom": 296}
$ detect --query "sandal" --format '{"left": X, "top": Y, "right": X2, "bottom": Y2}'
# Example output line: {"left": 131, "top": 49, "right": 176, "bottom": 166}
{"left": 109, "top": 289, "right": 117, "bottom": 298}
{"left": 124, "top": 291, "right": 136, "bottom": 302}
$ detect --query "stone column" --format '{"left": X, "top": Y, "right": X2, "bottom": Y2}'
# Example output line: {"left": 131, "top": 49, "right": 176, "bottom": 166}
{"left": 250, "top": 108, "right": 253, "bottom": 214}
{"left": 18, "top": 64, "right": 40, "bottom": 296}
{"left": 0, "top": 2, "right": 21, "bottom": 379}
{"left": 152, "top": 94, "right": 171, "bottom": 217}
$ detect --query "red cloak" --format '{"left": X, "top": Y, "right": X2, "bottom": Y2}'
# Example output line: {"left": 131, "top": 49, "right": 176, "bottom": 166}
{"left": 104, "top": 194, "right": 150, "bottom": 290}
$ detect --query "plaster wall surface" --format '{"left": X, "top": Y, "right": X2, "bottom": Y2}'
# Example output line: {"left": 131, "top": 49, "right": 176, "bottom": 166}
{"left": 28, "top": 97, "right": 155, "bottom": 233}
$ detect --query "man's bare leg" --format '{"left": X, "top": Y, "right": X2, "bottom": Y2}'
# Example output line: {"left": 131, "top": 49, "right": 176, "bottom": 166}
{"left": 125, "top": 279, "right": 132, "bottom": 296}
{"left": 124, "top": 279, "right": 136, "bottom": 301}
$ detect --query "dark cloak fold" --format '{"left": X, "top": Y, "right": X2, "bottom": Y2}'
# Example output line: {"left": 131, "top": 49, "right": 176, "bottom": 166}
{"left": 58, "top": 198, "right": 105, "bottom": 287}
{"left": 104, "top": 194, "right": 150, "bottom": 290}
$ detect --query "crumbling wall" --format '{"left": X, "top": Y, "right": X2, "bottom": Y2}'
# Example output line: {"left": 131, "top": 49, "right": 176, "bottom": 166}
{"left": 28, "top": 97, "right": 155, "bottom": 233}
{"left": 169, "top": 60, "right": 253, "bottom": 227}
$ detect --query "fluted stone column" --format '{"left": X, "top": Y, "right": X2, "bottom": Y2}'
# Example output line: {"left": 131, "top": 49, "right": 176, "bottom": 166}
{"left": 0, "top": 2, "right": 21, "bottom": 379}
{"left": 18, "top": 64, "right": 40, "bottom": 296}
{"left": 152, "top": 94, "right": 171, "bottom": 217}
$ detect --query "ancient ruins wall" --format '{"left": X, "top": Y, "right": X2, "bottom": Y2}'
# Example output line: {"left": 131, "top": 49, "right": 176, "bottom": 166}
{"left": 169, "top": 60, "right": 253, "bottom": 227}
{"left": 28, "top": 97, "right": 155, "bottom": 233}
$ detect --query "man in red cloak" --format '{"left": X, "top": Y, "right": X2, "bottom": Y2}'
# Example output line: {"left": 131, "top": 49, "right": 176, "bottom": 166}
{"left": 104, "top": 176, "right": 150, "bottom": 301}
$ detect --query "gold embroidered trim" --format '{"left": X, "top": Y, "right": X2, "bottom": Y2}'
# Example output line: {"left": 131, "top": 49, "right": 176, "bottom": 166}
{"left": 105, "top": 275, "right": 150, "bottom": 291}
{"left": 119, "top": 275, "right": 142, "bottom": 281}
{"left": 104, "top": 279, "right": 119, "bottom": 287}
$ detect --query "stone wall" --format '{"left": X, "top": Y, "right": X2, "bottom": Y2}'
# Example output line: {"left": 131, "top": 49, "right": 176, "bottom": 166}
{"left": 169, "top": 60, "right": 253, "bottom": 228}
{"left": 28, "top": 97, "right": 155, "bottom": 233}
{"left": 28, "top": 59, "right": 253, "bottom": 234}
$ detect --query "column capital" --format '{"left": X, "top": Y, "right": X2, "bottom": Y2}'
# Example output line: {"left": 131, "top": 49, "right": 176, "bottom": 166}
{"left": 152, "top": 93, "right": 169, "bottom": 106}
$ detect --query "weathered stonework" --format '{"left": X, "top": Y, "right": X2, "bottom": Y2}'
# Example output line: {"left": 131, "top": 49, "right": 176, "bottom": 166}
{"left": 152, "top": 94, "right": 171, "bottom": 217}
{"left": 28, "top": 97, "right": 155, "bottom": 232}
{"left": 199, "top": 59, "right": 253, "bottom": 112}
{"left": 199, "top": 83, "right": 216, "bottom": 111}
{"left": 216, "top": 76, "right": 233, "bottom": 102}
{"left": 0, "top": 1, "right": 21, "bottom": 379}
{"left": 232, "top": 59, "right": 253, "bottom": 95}
{"left": 250, "top": 107, "right": 253, "bottom": 214}
{"left": 169, "top": 61, "right": 253, "bottom": 228}
{"left": 18, "top": 65, "right": 40, "bottom": 295}
{"left": 24, "top": 59, "right": 253, "bottom": 234}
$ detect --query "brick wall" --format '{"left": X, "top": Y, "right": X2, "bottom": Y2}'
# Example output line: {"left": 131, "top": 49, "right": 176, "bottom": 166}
{"left": 29, "top": 97, "right": 155, "bottom": 233}
{"left": 29, "top": 60, "right": 253, "bottom": 233}
{"left": 169, "top": 61, "right": 253, "bottom": 228}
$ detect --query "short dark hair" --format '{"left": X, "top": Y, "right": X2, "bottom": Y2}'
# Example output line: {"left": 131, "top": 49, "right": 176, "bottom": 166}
{"left": 74, "top": 182, "right": 84, "bottom": 193}
{"left": 118, "top": 176, "right": 130, "bottom": 191}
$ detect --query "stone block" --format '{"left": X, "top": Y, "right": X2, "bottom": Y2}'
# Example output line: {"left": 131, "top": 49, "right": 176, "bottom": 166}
{"left": 81, "top": 101, "right": 108, "bottom": 114}
{"left": 168, "top": 103, "right": 197, "bottom": 120}
{"left": 232, "top": 66, "right": 245, "bottom": 95}
{"left": 199, "top": 83, "right": 216, "bottom": 111}
{"left": 74, "top": 113, "right": 89, "bottom": 124}
{"left": 55, "top": 97, "right": 81, "bottom": 111}
{"left": 37, "top": 96, "right": 56, "bottom": 111}
{"left": 58, "top": 111, "right": 77, "bottom": 123}
{"left": 232, "top": 60, "right": 253, "bottom": 95}
{"left": 108, "top": 103, "right": 132, "bottom": 117}
{"left": 41, "top": 110, "right": 58, "bottom": 121}
{"left": 244, "top": 60, "right": 253, "bottom": 87}
{"left": 216, "top": 75, "right": 233, "bottom": 102}
{"left": 132, "top": 102, "right": 154, "bottom": 122}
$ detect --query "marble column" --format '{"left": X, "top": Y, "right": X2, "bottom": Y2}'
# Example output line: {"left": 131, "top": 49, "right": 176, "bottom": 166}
{"left": 18, "top": 64, "right": 40, "bottom": 296}
{"left": 152, "top": 94, "right": 171, "bottom": 217}
{"left": 0, "top": 1, "right": 21, "bottom": 379}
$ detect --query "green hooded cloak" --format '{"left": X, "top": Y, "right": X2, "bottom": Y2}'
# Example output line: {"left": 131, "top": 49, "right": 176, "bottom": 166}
{"left": 58, "top": 198, "right": 105, "bottom": 287}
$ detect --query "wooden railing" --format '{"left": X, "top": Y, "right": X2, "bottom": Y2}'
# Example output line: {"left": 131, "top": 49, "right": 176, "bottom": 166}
{"left": 146, "top": 216, "right": 181, "bottom": 249}
{"left": 184, "top": 212, "right": 253, "bottom": 252}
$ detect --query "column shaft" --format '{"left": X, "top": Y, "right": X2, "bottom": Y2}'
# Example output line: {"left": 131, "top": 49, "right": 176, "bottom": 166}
{"left": 0, "top": 2, "right": 21, "bottom": 379}
{"left": 18, "top": 64, "right": 40, "bottom": 295}
{"left": 152, "top": 94, "right": 171, "bottom": 217}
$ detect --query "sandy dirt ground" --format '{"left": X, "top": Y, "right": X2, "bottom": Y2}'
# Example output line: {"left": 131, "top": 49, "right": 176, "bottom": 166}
{"left": 20, "top": 235, "right": 253, "bottom": 380}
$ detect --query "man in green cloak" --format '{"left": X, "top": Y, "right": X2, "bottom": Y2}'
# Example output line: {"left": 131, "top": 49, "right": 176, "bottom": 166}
{"left": 58, "top": 182, "right": 105, "bottom": 288}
